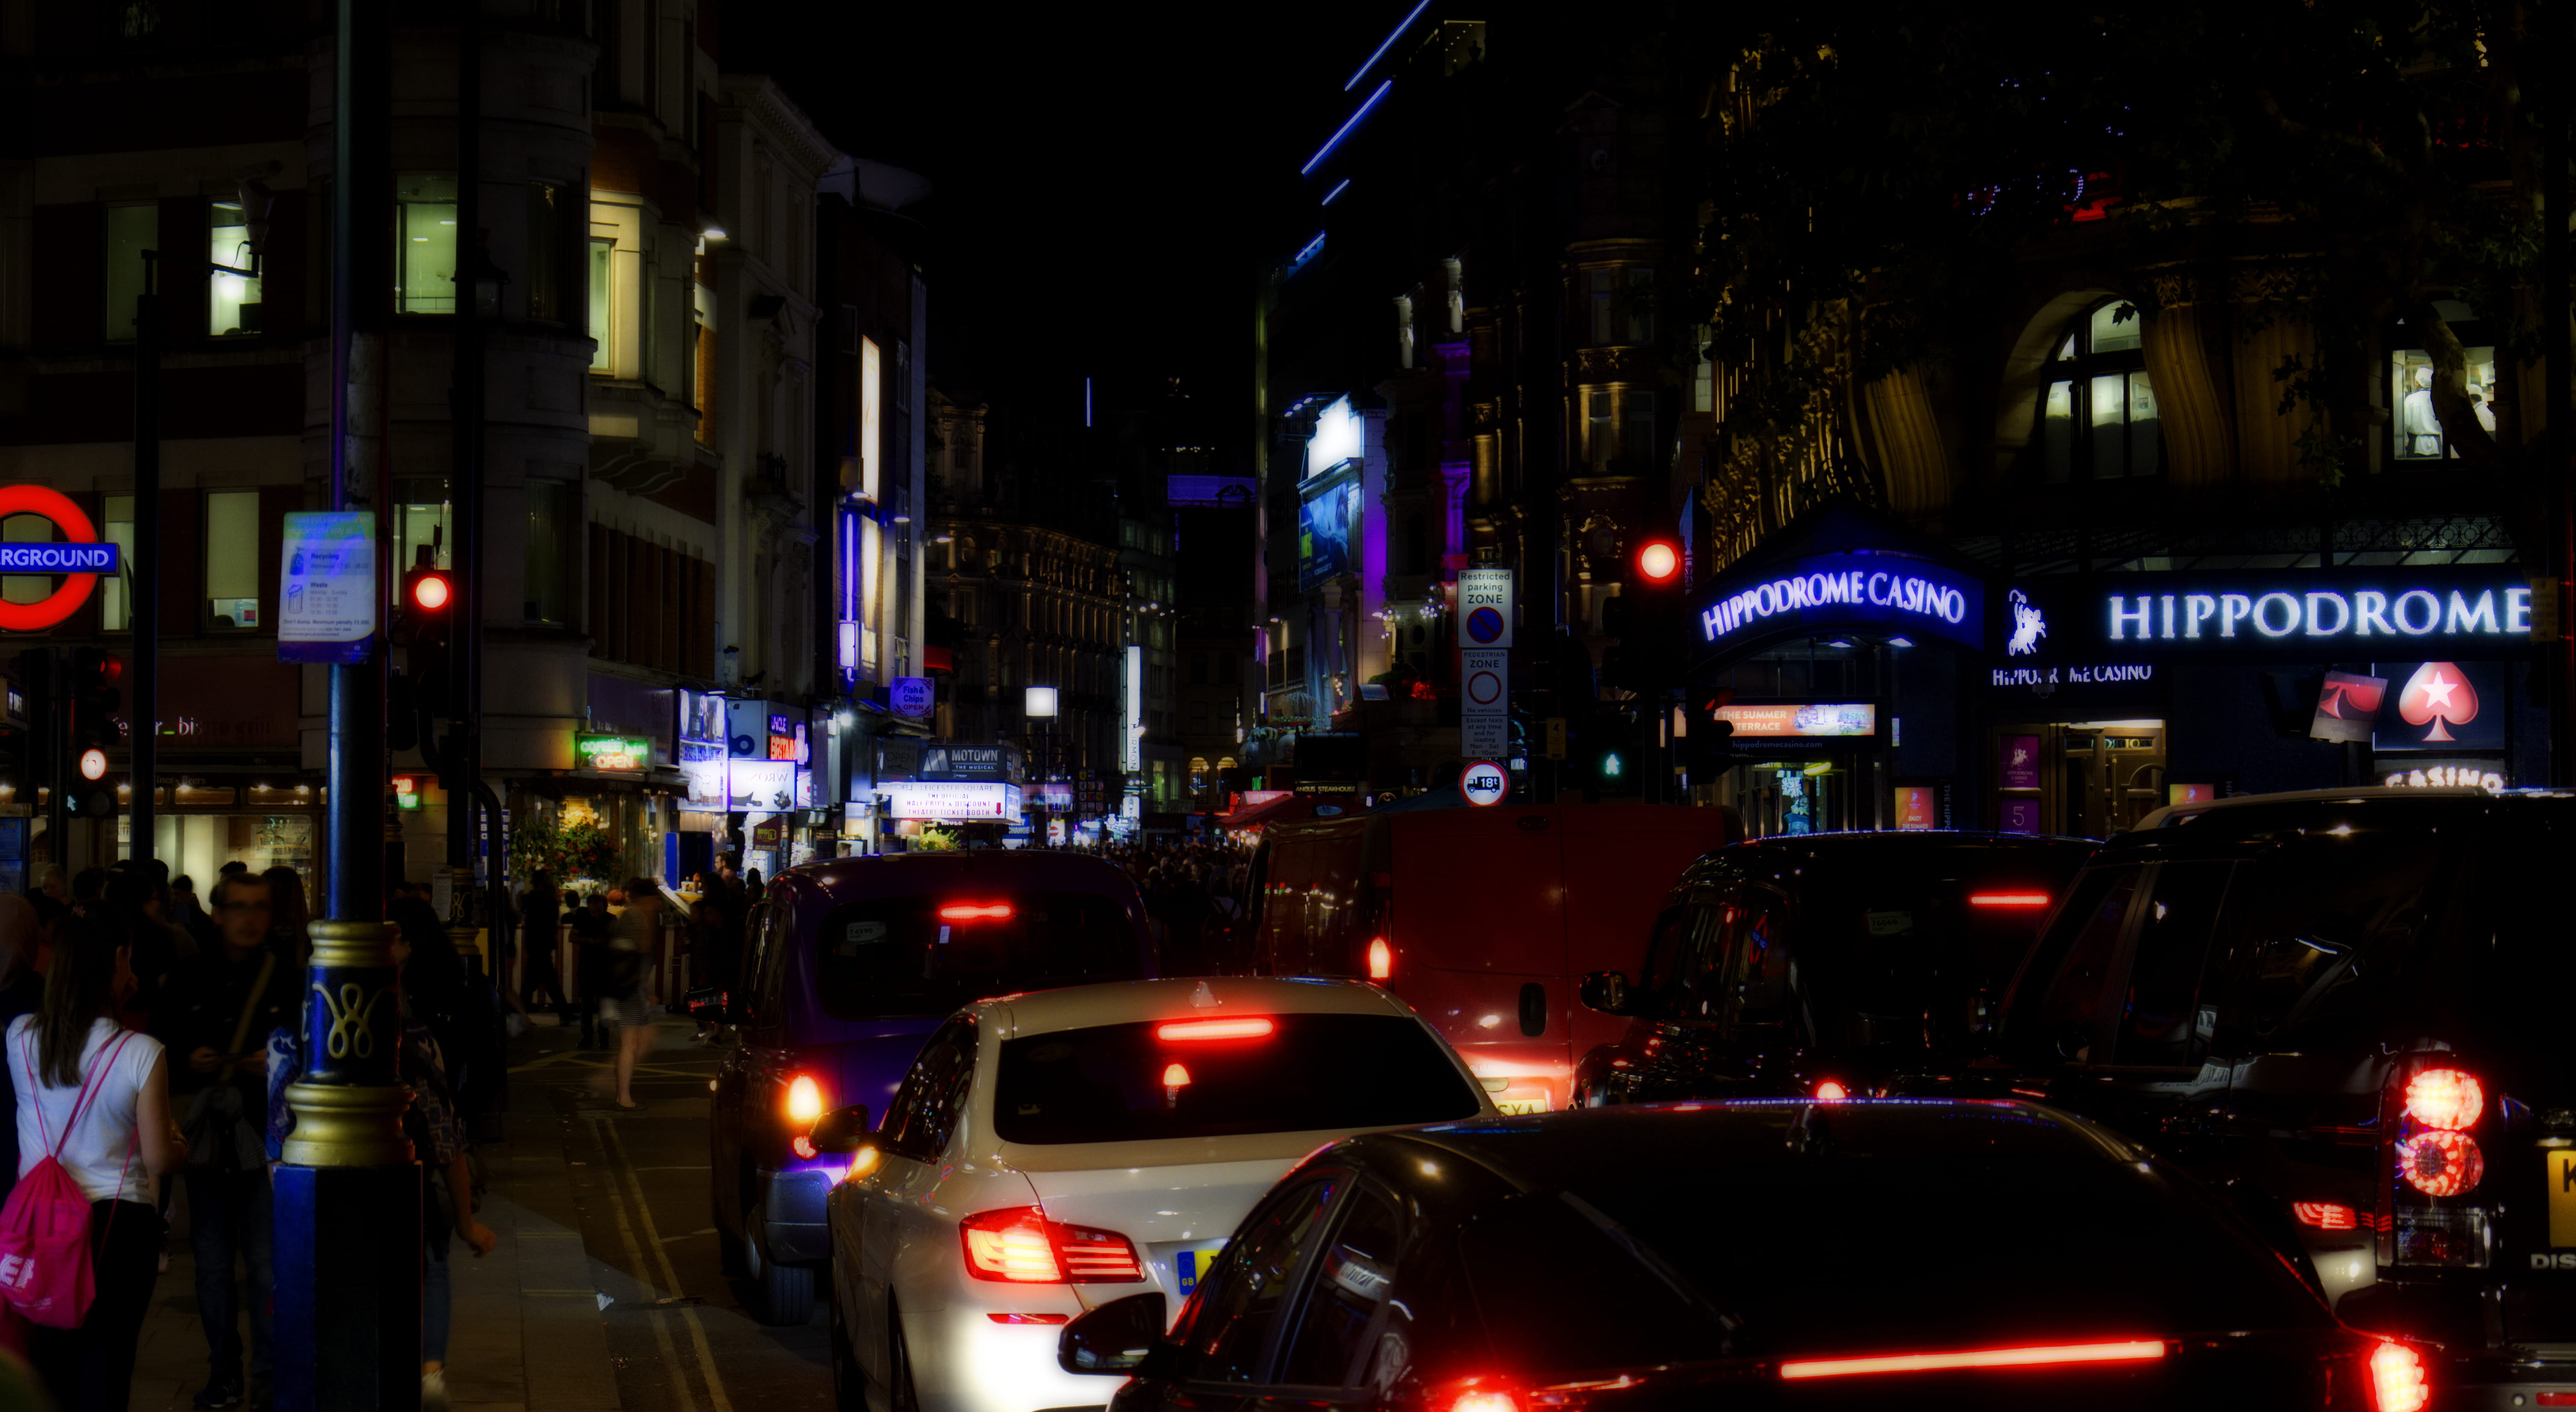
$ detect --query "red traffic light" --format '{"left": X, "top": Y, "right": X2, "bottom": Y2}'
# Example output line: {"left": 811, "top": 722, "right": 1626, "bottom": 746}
{"left": 409, "top": 570, "right": 453, "bottom": 612}
{"left": 1634, "top": 538, "right": 1681, "bottom": 585}
{"left": 90, "top": 655, "right": 123, "bottom": 686}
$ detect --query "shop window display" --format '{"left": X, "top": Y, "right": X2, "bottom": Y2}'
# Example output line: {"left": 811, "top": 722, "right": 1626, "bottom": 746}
{"left": 2389, "top": 345, "right": 2498, "bottom": 462}
{"left": 2034, "top": 299, "right": 2162, "bottom": 482}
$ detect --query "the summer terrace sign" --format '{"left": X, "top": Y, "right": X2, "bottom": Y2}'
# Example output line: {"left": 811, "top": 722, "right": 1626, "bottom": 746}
{"left": 1695, "top": 551, "right": 1985, "bottom": 654}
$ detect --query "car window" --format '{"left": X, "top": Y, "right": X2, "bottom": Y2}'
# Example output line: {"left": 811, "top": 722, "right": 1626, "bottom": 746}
{"left": 1180, "top": 1177, "right": 1341, "bottom": 1384}
{"left": 878, "top": 1018, "right": 976, "bottom": 1160}
{"left": 1720, "top": 887, "right": 1798, "bottom": 1038}
{"left": 2113, "top": 863, "right": 2233, "bottom": 1067}
{"left": 993, "top": 1014, "right": 1482, "bottom": 1145}
{"left": 2216, "top": 829, "right": 2450, "bottom": 1045}
{"left": 754, "top": 900, "right": 793, "bottom": 1020}
{"left": 1275, "top": 1183, "right": 1406, "bottom": 1388}
{"left": 2012, "top": 866, "right": 2139, "bottom": 1062}
{"left": 1645, "top": 899, "right": 1729, "bottom": 1022}
{"left": 813, "top": 892, "right": 1142, "bottom": 1020}
{"left": 1635, "top": 907, "right": 1690, "bottom": 995}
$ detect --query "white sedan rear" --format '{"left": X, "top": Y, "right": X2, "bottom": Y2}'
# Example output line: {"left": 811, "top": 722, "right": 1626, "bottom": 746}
{"left": 820, "top": 976, "right": 1498, "bottom": 1412}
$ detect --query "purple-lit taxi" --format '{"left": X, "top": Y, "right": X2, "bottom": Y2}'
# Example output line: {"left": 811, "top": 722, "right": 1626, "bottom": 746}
{"left": 699, "top": 850, "right": 1154, "bottom": 1324}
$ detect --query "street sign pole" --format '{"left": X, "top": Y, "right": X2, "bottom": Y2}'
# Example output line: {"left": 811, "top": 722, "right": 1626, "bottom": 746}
{"left": 272, "top": 0, "right": 419, "bottom": 1404}
{"left": 131, "top": 263, "right": 158, "bottom": 867}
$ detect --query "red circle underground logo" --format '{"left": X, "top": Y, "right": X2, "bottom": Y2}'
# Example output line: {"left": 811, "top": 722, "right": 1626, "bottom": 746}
{"left": 0, "top": 486, "right": 122, "bottom": 632}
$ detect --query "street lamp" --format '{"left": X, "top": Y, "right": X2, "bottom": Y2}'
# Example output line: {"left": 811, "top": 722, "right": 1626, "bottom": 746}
{"left": 1025, "top": 687, "right": 1059, "bottom": 842}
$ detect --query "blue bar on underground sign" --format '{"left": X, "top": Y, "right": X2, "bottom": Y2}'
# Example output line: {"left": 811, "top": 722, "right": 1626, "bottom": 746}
{"left": 0, "top": 543, "right": 120, "bottom": 573}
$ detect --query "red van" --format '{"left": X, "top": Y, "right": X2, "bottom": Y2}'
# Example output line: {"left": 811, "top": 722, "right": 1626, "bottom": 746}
{"left": 1241, "top": 803, "right": 1737, "bottom": 1113}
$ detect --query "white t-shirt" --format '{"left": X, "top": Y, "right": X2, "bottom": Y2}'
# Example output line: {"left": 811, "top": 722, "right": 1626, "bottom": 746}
{"left": 8, "top": 1017, "right": 162, "bottom": 1205}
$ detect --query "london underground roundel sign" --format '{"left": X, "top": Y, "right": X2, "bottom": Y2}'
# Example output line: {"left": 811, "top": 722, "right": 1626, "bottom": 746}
{"left": 0, "top": 486, "right": 122, "bottom": 632}
{"left": 1460, "top": 759, "right": 1509, "bottom": 807}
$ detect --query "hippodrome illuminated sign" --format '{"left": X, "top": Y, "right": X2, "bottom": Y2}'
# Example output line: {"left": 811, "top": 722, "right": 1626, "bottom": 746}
{"left": 1696, "top": 552, "right": 1985, "bottom": 653}
{"left": 2102, "top": 586, "right": 2530, "bottom": 642}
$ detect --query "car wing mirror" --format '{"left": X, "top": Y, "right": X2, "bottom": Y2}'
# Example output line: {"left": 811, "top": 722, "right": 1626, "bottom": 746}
{"left": 1578, "top": 970, "right": 1633, "bottom": 1016}
{"left": 810, "top": 1103, "right": 874, "bottom": 1155}
{"left": 1058, "top": 1291, "right": 1168, "bottom": 1374}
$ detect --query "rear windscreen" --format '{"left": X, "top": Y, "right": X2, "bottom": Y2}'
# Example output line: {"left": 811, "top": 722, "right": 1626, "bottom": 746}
{"left": 993, "top": 1013, "right": 1483, "bottom": 1144}
{"left": 813, "top": 892, "right": 1142, "bottom": 1020}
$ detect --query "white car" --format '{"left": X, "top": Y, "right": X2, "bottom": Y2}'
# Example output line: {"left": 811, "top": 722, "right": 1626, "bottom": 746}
{"left": 816, "top": 976, "right": 1500, "bottom": 1412}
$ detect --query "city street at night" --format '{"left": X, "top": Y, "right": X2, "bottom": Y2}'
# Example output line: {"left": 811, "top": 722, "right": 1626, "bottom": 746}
{"left": 8, "top": 0, "right": 2576, "bottom": 1408}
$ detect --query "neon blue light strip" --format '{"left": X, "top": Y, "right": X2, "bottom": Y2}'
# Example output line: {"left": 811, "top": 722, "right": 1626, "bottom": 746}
{"left": 1301, "top": 80, "right": 1393, "bottom": 176}
{"left": 1346, "top": 0, "right": 1432, "bottom": 91}
{"left": 1322, "top": 179, "right": 1351, "bottom": 205}
{"left": 1293, "top": 232, "right": 1327, "bottom": 266}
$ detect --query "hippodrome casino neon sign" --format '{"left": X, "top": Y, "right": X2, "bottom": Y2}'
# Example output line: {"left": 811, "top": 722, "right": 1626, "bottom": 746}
{"left": 2101, "top": 586, "right": 2531, "bottom": 642}
{"left": 1699, "top": 556, "right": 1978, "bottom": 645}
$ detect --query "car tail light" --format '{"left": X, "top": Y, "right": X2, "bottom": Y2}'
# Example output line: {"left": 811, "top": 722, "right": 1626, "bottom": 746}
{"left": 1814, "top": 1080, "right": 1849, "bottom": 1101}
{"left": 1367, "top": 937, "right": 1393, "bottom": 980}
{"left": 784, "top": 1074, "right": 826, "bottom": 1126}
{"left": 987, "top": 1313, "right": 1071, "bottom": 1325}
{"left": 1157, "top": 1016, "right": 1276, "bottom": 1042}
{"left": 1967, "top": 892, "right": 2051, "bottom": 908}
{"left": 791, "top": 1135, "right": 819, "bottom": 1160}
{"left": 2369, "top": 1341, "right": 2428, "bottom": 1412}
{"left": 939, "top": 902, "right": 1014, "bottom": 921}
{"left": 959, "top": 1207, "right": 1146, "bottom": 1284}
{"left": 2383, "top": 1055, "right": 2492, "bottom": 1268}
{"left": 1163, "top": 1062, "right": 1191, "bottom": 1089}
{"left": 2292, "top": 1202, "right": 2357, "bottom": 1230}
{"left": 2404, "top": 1068, "right": 2483, "bottom": 1131}
{"left": 1450, "top": 1394, "right": 1519, "bottom": 1412}
{"left": 1778, "top": 1340, "right": 2166, "bottom": 1380}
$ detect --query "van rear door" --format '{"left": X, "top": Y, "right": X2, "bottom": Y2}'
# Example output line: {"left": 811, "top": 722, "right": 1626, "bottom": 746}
{"left": 1390, "top": 808, "right": 1567, "bottom": 1111}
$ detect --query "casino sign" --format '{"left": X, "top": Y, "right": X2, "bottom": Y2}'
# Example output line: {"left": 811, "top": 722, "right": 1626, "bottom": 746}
{"left": 0, "top": 486, "right": 122, "bottom": 631}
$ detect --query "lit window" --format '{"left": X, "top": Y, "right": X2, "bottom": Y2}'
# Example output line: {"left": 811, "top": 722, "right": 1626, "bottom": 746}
{"left": 2034, "top": 299, "right": 2161, "bottom": 482}
{"left": 208, "top": 203, "right": 262, "bottom": 336}
{"left": 2390, "top": 343, "right": 2498, "bottom": 463}
{"left": 204, "top": 490, "right": 261, "bottom": 627}
{"left": 394, "top": 486, "right": 452, "bottom": 573}
{"left": 395, "top": 174, "right": 459, "bottom": 314}
{"left": 588, "top": 236, "right": 614, "bottom": 368}
{"left": 104, "top": 203, "right": 157, "bottom": 342}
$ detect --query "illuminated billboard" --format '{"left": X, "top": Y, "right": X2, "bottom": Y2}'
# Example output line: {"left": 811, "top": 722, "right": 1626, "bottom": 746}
{"left": 1297, "top": 465, "right": 1361, "bottom": 591}
{"left": 1716, "top": 703, "right": 1878, "bottom": 738}
{"left": 880, "top": 781, "right": 1023, "bottom": 820}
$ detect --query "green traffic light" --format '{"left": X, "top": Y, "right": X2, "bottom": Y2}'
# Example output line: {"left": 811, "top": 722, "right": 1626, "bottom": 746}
{"left": 1603, "top": 752, "right": 1623, "bottom": 778}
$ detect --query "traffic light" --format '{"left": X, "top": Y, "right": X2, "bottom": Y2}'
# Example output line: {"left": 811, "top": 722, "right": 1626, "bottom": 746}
{"left": 1601, "top": 530, "right": 1688, "bottom": 695}
{"left": 399, "top": 565, "right": 456, "bottom": 654}
{"left": 67, "top": 648, "right": 121, "bottom": 749}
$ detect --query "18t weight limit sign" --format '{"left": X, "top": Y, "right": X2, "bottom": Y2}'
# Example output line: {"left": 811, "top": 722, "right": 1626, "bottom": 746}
{"left": 1460, "top": 760, "right": 1509, "bottom": 807}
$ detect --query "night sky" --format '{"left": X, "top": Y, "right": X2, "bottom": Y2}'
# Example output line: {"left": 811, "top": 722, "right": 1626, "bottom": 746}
{"left": 730, "top": 2, "right": 1407, "bottom": 438}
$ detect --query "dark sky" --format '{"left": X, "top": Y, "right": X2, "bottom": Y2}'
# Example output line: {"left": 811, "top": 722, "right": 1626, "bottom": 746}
{"left": 729, "top": 2, "right": 1411, "bottom": 431}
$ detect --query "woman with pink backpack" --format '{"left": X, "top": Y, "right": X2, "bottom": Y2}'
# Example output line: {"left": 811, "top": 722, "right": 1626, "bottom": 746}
{"left": 3, "top": 905, "right": 188, "bottom": 1409}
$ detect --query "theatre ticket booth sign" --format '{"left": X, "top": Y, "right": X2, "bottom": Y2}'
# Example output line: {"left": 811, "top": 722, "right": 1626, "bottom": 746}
{"left": 0, "top": 486, "right": 121, "bottom": 630}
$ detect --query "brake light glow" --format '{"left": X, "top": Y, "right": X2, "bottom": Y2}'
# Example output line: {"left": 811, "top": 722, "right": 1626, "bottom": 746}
{"left": 1450, "top": 1394, "right": 1519, "bottom": 1412}
{"left": 2398, "top": 1129, "right": 2485, "bottom": 1198}
{"left": 1778, "top": 1340, "right": 2166, "bottom": 1380}
{"left": 2369, "top": 1341, "right": 2428, "bottom": 1412}
{"left": 843, "top": 1146, "right": 881, "bottom": 1182}
{"left": 1814, "top": 1080, "right": 1850, "bottom": 1101}
{"left": 791, "top": 1135, "right": 819, "bottom": 1160}
{"left": 784, "top": 1074, "right": 825, "bottom": 1126}
{"left": 2292, "top": 1202, "right": 2357, "bottom": 1230}
{"left": 1163, "top": 1063, "right": 1191, "bottom": 1088}
{"left": 1368, "top": 937, "right": 1393, "bottom": 980}
{"left": 1967, "top": 893, "right": 2052, "bottom": 908}
{"left": 1156, "top": 1017, "right": 1276, "bottom": 1042}
{"left": 938, "top": 903, "right": 1014, "bottom": 921}
{"left": 987, "top": 1313, "right": 1071, "bottom": 1325}
{"left": 959, "top": 1207, "right": 1146, "bottom": 1284}
{"left": 2404, "top": 1068, "right": 2483, "bottom": 1131}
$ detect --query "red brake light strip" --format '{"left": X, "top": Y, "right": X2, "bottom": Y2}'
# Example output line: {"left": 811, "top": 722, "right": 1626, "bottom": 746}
{"left": 1968, "top": 893, "right": 2052, "bottom": 908}
{"left": 939, "top": 903, "right": 1014, "bottom": 921}
{"left": 1779, "top": 1340, "right": 2165, "bottom": 1380}
{"left": 1156, "top": 1017, "right": 1276, "bottom": 1041}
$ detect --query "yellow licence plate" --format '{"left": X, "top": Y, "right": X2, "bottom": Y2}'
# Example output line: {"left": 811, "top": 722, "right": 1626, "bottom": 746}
{"left": 1495, "top": 1098, "right": 1550, "bottom": 1115}
{"left": 2550, "top": 1150, "right": 2576, "bottom": 1249}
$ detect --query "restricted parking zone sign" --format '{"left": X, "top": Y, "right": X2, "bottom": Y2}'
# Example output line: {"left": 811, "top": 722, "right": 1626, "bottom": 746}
{"left": 1460, "top": 759, "right": 1509, "bottom": 807}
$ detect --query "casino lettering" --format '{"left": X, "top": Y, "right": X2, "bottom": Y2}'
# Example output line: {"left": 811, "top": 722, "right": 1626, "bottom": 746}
{"left": 2103, "top": 586, "right": 2531, "bottom": 642}
{"left": 1702, "top": 568, "right": 1970, "bottom": 643}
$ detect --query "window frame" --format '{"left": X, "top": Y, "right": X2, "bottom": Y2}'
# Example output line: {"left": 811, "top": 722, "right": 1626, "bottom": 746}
{"left": 2033, "top": 298, "right": 2163, "bottom": 483}
{"left": 393, "top": 173, "right": 461, "bottom": 317}
{"left": 2387, "top": 321, "right": 2500, "bottom": 467}
{"left": 201, "top": 488, "right": 263, "bottom": 631}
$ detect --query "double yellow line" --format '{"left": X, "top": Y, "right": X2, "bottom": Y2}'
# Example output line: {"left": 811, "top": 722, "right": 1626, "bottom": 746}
{"left": 589, "top": 1114, "right": 737, "bottom": 1412}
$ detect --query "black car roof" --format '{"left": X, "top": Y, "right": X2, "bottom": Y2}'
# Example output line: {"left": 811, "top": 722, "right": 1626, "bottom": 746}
{"left": 1354, "top": 1099, "right": 2139, "bottom": 1194}
{"left": 1668, "top": 830, "right": 2095, "bottom": 896}
{"left": 2102, "top": 789, "right": 2576, "bottom": 860}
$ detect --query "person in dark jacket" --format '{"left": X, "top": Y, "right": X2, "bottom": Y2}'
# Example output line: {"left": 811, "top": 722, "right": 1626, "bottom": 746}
{"left": 161, "top": 871, "right": 299, "bottom": 1410}
{"left": 516, "top": 873, "right": 571, "bottom": 1025}
{"left": 568, "top": 892, "right": 613, "bottom": 1049}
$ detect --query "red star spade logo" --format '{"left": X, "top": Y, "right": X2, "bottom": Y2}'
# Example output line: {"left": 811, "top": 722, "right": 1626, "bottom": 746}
{"left": 2398, "top": 662, "right": 2480, "bottom": 743}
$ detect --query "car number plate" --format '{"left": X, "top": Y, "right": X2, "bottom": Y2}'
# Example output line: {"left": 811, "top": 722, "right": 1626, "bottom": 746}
{"left": 1495, "top": 1098, "right": 1549, "bottom": 1115}
{"left": 2547, "top": 1150, "right": 2576, "bottom": 1249}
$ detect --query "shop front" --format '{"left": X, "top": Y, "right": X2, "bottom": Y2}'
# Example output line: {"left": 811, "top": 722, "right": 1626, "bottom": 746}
{"left": 1992, "top": 566, "right": 2544, "bottom": 833}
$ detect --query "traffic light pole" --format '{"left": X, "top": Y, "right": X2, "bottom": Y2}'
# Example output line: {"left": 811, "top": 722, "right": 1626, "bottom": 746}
{"left": 131, "top": 263, "right": 158, "bottom": 867}
{"left": 272, "top": 0, "right": 419, "bottom": 1405}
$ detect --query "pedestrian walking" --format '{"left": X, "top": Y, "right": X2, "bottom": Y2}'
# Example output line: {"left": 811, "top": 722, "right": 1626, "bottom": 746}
{"left": 568, "top": 893, "right": 612, "bottom": 1049}
{"left": 162, "top": 872, "right": 295, "bottom": 1410}
{"left": 605, "top": 880, "right": 663, "bottom": 1111}
{"left": 7, "top": 904, "right": 187, "bottom": 1411}
{"left": 515, "top": 873, "right": 573, "bottom": 1026}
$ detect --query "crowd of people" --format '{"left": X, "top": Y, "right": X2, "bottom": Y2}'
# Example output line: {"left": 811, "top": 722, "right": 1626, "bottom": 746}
{"left": 7, "top": 859, "right": 504, "bottom": 1412}
{"left": 1087, "top": 839, "right": 1251, "bottom": 974}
